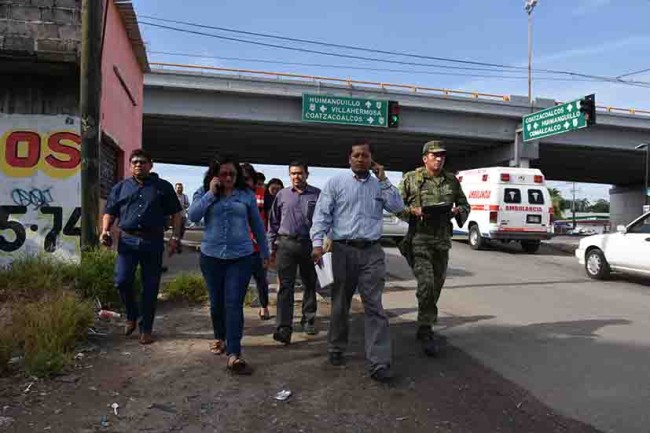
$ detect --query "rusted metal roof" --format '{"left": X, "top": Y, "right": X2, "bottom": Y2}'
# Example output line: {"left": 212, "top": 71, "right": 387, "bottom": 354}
{"left": 114, "top": 1, "right": 149, "bottom": 72}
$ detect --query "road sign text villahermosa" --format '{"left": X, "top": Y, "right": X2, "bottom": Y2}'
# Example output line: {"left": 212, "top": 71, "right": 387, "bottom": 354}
{"left": 302, "top": 94, "right": 389, "bottom": 128}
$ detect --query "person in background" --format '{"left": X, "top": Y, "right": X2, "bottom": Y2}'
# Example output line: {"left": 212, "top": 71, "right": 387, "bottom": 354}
{"left": 175, "top": 183, "right": 190, "bottom": 253}
{"left": 310, "top": 140, "right": 404, "bottom": 382}
{"left": 101, "top": 149, "right": 183, "bottom": 345}
{"left": 255, "top": 172, "right": 266, "bottom": 190}
{"left": 267, "top": 161, "right": 320, "bottom": 344}
{"left": 188, "top": 156, "right": 269, "bottom": 374}
{"left": 241, "top": 163, "right": 271, "bottom": 320}
{"left": 264, "top": 178, "right": 284, "bottom": 216}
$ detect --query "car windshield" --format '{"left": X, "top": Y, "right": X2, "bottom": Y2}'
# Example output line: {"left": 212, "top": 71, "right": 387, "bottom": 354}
{"left": 627, "top": 213, "right": 650, "bottom": 234}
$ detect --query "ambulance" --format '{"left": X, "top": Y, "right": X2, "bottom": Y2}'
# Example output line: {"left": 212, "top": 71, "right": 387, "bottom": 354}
{"left": 452, "top": 167, "right": 553, "bottom": 253}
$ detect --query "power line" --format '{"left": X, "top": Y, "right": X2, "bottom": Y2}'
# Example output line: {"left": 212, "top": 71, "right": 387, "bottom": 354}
{"left": 148, "top": 50, "right": 609, "bottom": 83}
{"left": 139, "top": 20, "right": 650, "bottom": 88}
{"left": 616, "top": 67, "right": 650, "bottom": 79}
{"left": 140, "top": 14, "right": 532, "bottom": 72}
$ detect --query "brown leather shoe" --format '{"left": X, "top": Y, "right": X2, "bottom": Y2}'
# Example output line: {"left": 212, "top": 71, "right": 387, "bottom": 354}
{"left": 139, "top": 333, "right": 154, "bottom": 345}
{"left": 124, "top": 320, "right": 137, "bottom": 336}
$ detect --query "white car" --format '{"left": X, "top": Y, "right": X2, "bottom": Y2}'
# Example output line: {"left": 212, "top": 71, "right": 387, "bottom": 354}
{"left": 382, "top": 212, "right": 408, "bottom": 242}
{"left": 576, "top": 212, "right": 650, "bottom": 279}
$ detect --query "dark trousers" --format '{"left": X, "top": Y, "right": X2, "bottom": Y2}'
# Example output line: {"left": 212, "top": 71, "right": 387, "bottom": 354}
{"left": 199, "top": 253, "right": 253, "bottom": 356}
{"left": 250, "top": 251, "right": 269, "bottom": 308}
{"left": 115, "top": 236, "right": 164, "bottom": 333}
{"left": 276, "top": 237, "right": 318, "bottom": 331}
{"left": 329, "top": 242, "right": 391, "bottom": 371}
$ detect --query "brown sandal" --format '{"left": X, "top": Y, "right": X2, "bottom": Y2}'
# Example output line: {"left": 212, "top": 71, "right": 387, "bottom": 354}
{"left": 227, "top": 355, "right": 253, "bottom": 375}
{"left": 209, "top": 340, "right": 225, "bottom": 355}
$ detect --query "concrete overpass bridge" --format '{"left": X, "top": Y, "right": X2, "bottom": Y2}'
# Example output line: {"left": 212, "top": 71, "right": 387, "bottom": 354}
{"left": 142, "top": 65, "right": 650, "bottom": 223}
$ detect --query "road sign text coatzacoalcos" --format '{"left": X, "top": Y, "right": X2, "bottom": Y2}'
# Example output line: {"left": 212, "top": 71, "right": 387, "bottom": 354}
{"left": 302, "top": 94, "right": 389, "bottom": 128}
{"left": 523, "top": 98, "right": 587, "bottom": 142}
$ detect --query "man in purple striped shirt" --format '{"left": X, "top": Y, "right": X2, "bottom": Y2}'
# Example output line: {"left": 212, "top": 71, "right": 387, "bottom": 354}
{"left": 268, "top": 160, "right": 321, "bottom": 344}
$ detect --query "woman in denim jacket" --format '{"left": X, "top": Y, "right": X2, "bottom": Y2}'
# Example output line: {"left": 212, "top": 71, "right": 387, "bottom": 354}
{"left": 189, "top": 156, "right": 269, "bottom": 374}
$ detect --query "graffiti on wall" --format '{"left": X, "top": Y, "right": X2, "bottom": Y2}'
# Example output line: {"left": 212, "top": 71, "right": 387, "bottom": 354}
{"left": 0, "top": 115, "right": 81, "bottom": 266}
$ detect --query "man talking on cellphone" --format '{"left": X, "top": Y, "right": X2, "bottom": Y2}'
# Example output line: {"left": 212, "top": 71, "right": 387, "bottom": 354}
{"left": 310, "top": 139, "right": 404, "bottom": 382}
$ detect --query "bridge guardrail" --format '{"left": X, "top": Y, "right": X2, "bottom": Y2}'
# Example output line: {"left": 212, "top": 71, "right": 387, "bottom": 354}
{"left": 150, "top": 62, "right": 650, "bottom": 116}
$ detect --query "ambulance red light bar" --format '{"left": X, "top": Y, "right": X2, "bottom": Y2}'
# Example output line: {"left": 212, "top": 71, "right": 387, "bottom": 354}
{"left": 534, "top": 175, "right": 544, "bottom": 183}
{"left": 500, "top": 173, "right": 510, "bottom": 182}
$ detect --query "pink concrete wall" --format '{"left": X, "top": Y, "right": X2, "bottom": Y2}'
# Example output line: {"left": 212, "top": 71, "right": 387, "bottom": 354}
{"left": 100, "top": 0, "right": 144, "bottom": 179}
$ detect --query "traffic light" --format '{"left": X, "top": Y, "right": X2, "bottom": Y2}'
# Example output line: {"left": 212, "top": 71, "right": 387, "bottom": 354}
{"left": 579, "top": 94, "right": 596, "bottom": 126}
{"left": 388, "top": 101, "right": 400, "bottom": 128}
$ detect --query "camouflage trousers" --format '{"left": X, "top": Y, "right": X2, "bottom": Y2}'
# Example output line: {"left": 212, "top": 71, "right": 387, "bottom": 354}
{"left": 411, "top": 234, "right": 450, "bottom": 327}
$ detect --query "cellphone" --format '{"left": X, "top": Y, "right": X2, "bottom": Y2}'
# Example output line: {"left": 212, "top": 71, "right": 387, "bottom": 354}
{"left": 370, "top": 159, "right": 381, "bottom": 175}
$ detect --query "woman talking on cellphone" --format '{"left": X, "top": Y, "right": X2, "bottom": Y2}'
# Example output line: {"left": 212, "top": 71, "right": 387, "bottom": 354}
{"left": 188, "top": 156, "right": 269, "bottom": 375}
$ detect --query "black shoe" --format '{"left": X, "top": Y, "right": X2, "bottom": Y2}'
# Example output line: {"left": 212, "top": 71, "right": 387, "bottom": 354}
{"left": 416, "top": 325, "right": 432, "bottom": 341}
{"left": 303, "top": 322, "right": 318, "bottom": 336}
{"left": 416, "top": 325, "right": 441, "bottom": 357}
{"left": 370, "top": 366, "right": 393, "bottom": 383}
{"left": 329, "top": 352, "right": 345, "bottom": 366}
{"left": 272, "top": 328, "right": 291, "bottom": 345}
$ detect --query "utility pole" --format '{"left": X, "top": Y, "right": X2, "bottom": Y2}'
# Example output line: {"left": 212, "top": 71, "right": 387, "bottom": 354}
{"left": 80, "top": 0, "right": 103, "bottom": 249}
{"left": 524, "top": 0, "right": 538, "bottom": 109}
{"left": 572, "top": 182, "right": 577, "bottom": 229}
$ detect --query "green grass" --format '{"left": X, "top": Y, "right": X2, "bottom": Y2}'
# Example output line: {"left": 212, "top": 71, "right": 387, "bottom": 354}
{"left": 0, "top": 251, "right": 128, "bottom": 377}
{"left": 16, "top": 291, "right": 94, "bottom": 377}
{"left": 0, "top": 255, "right": 76, "bottom": 302}
{"left": 162, "top": 272, "right": 208, "bottom": 304}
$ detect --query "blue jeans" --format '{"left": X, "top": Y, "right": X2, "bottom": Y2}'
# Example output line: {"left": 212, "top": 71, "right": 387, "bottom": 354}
{"left": 250, "top": 252, "right": 269, "bottom": 308}
{"left": 199, "top": 253, "right": 253, "bottom": 356}
{"left": 115, "top": 234, "right": 164, "bottom": 333}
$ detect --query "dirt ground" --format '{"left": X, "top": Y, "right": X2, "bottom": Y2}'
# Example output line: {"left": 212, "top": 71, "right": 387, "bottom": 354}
{"left": 0, "top": 290, "right": 602, "bottom": 433}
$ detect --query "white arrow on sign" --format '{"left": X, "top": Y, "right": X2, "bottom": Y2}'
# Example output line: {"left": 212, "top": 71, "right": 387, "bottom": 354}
{"left": 367, "top": 117, "right": 374, "bottom": 123}
{"left": 533, "top": 122, "right": 539, "bottom": 129}
{"left": 564, "top": 121, "right": 570, "bottom": 129}
{"left": 567, "top": 103, "right": 573, "bottom": 112}
{"left": 365, "top": 101, "right": 372, "bottom": 109}
{"left": 319, "top": 105, "right": 327, "bottom": 112}
{"left": 376, "top": 102, "right": 382, "bottom": 109}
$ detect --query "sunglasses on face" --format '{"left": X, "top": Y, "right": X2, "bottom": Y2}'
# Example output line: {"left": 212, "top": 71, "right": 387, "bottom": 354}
{"left": 130, "top": 158, "right": 150, "bottom": 165}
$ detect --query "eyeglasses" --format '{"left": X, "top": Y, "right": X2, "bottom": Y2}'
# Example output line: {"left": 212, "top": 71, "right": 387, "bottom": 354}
{"left": 218, "top": 171, "right": 236, "bottom": 178}
{"left": 130, "top": 158, "right": 150, "bottom": 165}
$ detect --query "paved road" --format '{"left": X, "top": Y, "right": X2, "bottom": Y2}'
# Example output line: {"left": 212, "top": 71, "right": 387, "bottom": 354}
{"left": 383, "top": 241, "right": 650, "bottom": 433}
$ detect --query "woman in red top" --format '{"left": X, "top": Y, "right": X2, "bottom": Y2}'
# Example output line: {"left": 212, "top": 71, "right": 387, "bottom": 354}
{"left": 241, "top": 163, "right": 271, "bottom": 320}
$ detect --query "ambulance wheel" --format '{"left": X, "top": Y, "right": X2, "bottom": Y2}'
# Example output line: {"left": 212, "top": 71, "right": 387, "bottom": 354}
{"left": 468, "top": 225, "right": 485, "bottom": 250}
{"left": 521, "top": 240, "right": 541, "bottom": 254}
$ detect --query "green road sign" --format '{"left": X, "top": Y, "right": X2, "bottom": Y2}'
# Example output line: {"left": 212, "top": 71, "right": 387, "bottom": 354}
{"left": 302, "top": 94, "right": 389, "bottom": 128}
{"left": 523, "top": 98, "right": 588, "bottom": 142}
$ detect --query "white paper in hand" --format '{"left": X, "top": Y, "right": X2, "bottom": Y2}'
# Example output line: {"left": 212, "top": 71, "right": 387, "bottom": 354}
{"left": 314, "top": 252, "right": 334, "bottom": 288}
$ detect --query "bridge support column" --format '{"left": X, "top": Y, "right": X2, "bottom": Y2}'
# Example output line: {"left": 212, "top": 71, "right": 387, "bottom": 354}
{"left": 609, "top": 185, "right": 645, "bottom": 228}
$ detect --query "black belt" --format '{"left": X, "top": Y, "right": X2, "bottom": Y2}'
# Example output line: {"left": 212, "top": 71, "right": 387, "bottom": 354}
{"left": 279, "top": 234, "right": 310, "bottom": 242}
{"left": 333, "top": 239, "right": 380, "bottom": 249}
{"left": 122, "top": 229, "right": 163, "bottom": 239}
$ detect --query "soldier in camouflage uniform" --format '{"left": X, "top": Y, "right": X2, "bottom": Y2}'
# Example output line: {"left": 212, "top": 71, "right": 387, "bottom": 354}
{"left": 399, "top": 141, "right": 470, "bottom": 356}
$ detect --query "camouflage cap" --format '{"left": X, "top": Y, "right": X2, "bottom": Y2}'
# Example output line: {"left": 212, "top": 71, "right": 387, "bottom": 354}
{"left": 422, "top": 140, "right": 446, "bottom": 155}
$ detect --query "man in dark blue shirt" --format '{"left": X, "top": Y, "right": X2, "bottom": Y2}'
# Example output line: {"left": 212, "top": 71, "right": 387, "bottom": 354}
{"left": 101, "top": 149, "right": 183, "bottom": 344}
